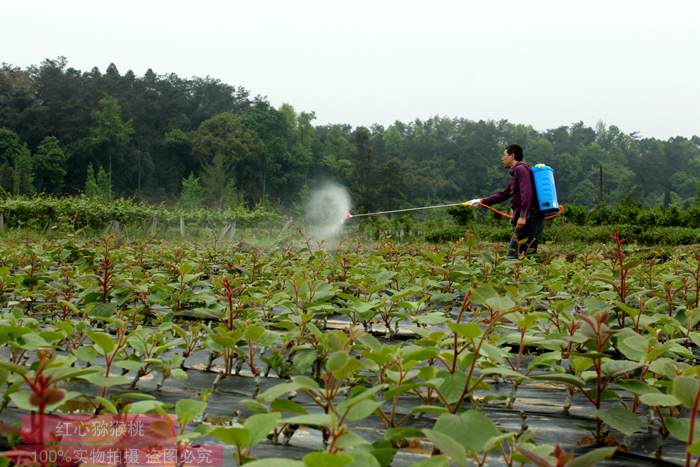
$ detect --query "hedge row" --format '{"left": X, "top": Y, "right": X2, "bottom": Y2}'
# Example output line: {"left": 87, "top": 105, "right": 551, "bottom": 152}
{"left": 0, "top": 197, "right": 283, "bottom": 230}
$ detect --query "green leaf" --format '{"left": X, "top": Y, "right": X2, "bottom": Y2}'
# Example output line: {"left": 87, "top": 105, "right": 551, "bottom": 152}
{"left": 408, "top": 456, "right": 449, "bottom": 467}
{"left": 336, "top": 432, "right": 371, "bottom": 450}
{"left": 283, "top": 414, "right": 332, "bottom": 427}
{"left": 484, "top": 432, "right": 516, "bottom": 452}
{"left": 89, "top": 303, "right": 116, "bottom": 318}
{"left": 423, "top": 429, "right": 466, "bottom": 467}
{"left": 270, "top": 399, "right": 307, "bottom": 414}
{"left": 245, "top": 412, "right": 281, "bottom": 446}
{"left": 119, "top": 392, "right": 156, "bottom": 400}
{"left": 515, "top": 445, "right": 553, "bottom": 467}
{"left": 357, "top": 333, "right": 383, "bottom": 352}
{"left": 480, "top": 367, "right": 524, "bottom": 379}
{"left": 613, "top": 380, "right": 660, "bottom": 396}
{"left": 618, "top": 335, "right": 647, "bottom": 361}
{"left": 480, "top": 342, "right": 504, "bottom": 364}
{"left": 639, "top": 393, "right": 681, "bottom": 407}
{"left": 438, "top": 372, "right": 467, "bottom": 404}
{"left": 346, "top": 448, "right": 381, "bottom": 467}
{"left": 303, "top": 452, "right": 353, "bottom": 467}
{"left": 485, "top": 296, "right": 515, "bottom": 312}
{"left": 688, "top": 440, "right": 700, "bottom": 455}
{"left": 176, "top": 399, "right": 207, "bottom": 426}
{"left": 74, "top": 346, "right": 98, "bottom": 362}
{"left": 527, "top": 351, "right": 562, "bottom": 370}
{"left": 384, "top": 427, "right": 424, "bottom": 442}
{"left": 124, "top": 400, "right": 165, "bottom": 414}
{"left": 565, "top": 447, "right": 616, "bottom": 467}
{"left": 45, "top": 366, "right": 99, "bottom": 383}
{"left": 409, "top": 405, "right": 450, "bottom": 415}
{"left": 600, "top": 360, "right": 644, "bottom": 378}
{"left": 649, "top": 358, "right": 679, "bottom": 379}
{"left": 79, "top": 373, "right": 131, "bottom": 387}
{"left": 114, "top": 359, "right": 143, "bottom": 370}
{"left": 471, "top": 284, "right": 498, "bottom": 305}
{"left": 293, "top": 351, "right": 318, "bottom": 373}
{"left": 326, "top": 351, "right": 350, "bottom": 374}
{"left": 95, "top": 396, "right": 118, "bottom": 415}
{"left": 244, "top": 460, "right": 304, "bottom": 467}
{"left": 337, "top": 384, "right": 387, "bottom": 413}
{"left": 666, "top": 418, "right": 700, "bottom": 443}
{"left": 672, "top": 376, "right": 700, "bottom": 409}
{"left": 689, "top": 332, "right": 700, "bottom": 348}
{"left": 17, "top": 333, "right": 51, "bottom": 350}
{"left": 383, "top": 382, "right": 423, "bottom": 399}
{"left": 244, "top": 325, "right": 266, "bottom": 341}
{"left": 403, "top": 347, "right": 439, "bottom": 362}
{"left": 87, "top": 331, "right": 115, "bottom": 354}
{"left": 346, "top": 399, "right": 383, "bottom": 421}
{"left": 210, "top": 426, "right": 250, "bottom": 447}
{"left": 10, "top": 390, "right": 80, "bottom": 412}
{"left": 258, "top": 382, "right": 300, "bottom": 402}
{"left": 416, "top": 312, "right": 446, "bottom": 325}
{"left": 433, "top": 410, "right": 500, "bottom": 454}
{"left": 447, "top": 322, "right": 482, "bottom": 340}
{"left": 292, "top": 375, "right": 321, "bottom": 393}
{"left": 368, "top": 440, "right": 397, "bottom": 467}
{"left": 570, "top": 355, "right": 594, "bottom": 373}
{"left": 595, "top": 408, "right": 641, "bottom": 436}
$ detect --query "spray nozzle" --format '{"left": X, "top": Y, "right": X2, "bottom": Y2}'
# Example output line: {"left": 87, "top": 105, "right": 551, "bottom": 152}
{"left": 344, "top": 212, "right": 353, "bottom": 221}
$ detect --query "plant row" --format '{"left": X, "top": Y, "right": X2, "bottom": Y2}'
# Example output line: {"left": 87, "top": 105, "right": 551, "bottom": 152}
{"left": 0, "top": 232, "right": 699, "bottom": 465}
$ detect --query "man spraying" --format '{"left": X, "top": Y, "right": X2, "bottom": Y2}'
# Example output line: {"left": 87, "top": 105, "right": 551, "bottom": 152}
{"left": 466, "top": 144, "right": 545, "bottom": 259}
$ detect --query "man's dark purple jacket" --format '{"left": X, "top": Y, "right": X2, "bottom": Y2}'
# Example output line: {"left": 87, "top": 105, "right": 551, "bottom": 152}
{"left": 480, "top": 162, "right": 535, "bottom": 225}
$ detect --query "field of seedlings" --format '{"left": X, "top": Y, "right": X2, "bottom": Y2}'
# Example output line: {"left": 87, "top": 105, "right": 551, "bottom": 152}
{"left": 1, "top": 229, "right": 700, "bottom": 467}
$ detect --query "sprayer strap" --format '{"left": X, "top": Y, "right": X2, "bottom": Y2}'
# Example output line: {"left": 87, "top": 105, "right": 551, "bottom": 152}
{"left": 477, "top": 202, "right": 564, "bottom": 220}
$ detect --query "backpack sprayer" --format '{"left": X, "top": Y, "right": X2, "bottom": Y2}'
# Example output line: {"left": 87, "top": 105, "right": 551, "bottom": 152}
{"left": 344, "top": 163, "right": 563, "bottom": 221}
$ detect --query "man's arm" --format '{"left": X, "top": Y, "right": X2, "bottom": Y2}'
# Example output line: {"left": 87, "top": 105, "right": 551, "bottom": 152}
{"left": 481, "top": 180, "right": 515, "bottom": 206}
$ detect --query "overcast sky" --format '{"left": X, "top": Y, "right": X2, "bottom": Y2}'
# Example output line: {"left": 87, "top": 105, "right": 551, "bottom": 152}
{"left": 3, "top": 0, "right": 699, "bottom": 139}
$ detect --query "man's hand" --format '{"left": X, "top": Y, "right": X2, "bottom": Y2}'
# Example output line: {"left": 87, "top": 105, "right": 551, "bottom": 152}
{"left": 464, "top": 198, "right": 481, "bottom": 207}
{"left": 516, "top": 217, "right": 527, "bottom": 230}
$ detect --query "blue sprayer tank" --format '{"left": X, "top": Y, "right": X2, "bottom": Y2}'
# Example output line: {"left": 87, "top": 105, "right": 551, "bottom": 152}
{"left": 531, "top": 164, "right": 560, "bottom": 215}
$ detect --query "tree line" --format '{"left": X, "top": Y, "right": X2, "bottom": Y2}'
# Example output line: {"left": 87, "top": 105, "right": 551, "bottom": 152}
{"left": 1, "top": 57, "right": 699, "bottom": 212}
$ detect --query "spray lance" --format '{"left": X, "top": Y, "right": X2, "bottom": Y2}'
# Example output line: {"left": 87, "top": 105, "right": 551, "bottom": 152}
{"left": 344, "top": 163, "right": 563, "bottom": 221}
{"left": 344, "top": 201, "right": 477, "bottom": 220}
{"left": 343, "top": 200, "right": 556, "bottom": 221}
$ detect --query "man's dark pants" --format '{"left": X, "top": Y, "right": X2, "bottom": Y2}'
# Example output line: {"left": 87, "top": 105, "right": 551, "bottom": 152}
{"left": 507, "top": 214, "right": 545, "bottom": 259}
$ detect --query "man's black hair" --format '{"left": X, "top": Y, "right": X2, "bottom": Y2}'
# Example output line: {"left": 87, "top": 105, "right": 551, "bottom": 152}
{"left": 505, "top": 144, "right": 524, "bottom": 161}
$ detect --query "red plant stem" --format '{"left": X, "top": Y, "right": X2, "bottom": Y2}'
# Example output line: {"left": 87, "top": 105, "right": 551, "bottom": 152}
{"left": 451, "top": 287, "right": 474, "bottom": 373}
{"left": 223, "top": 279, "right": 234, "bottom": 330}
{"left": 694, "top": 255, "right": 700, "bottom": 309}
{"left": 613, "top": 229, "right": 627, "bottom": 304}
{"left": 685, "top": 384, "right": 700, "bottom": 467}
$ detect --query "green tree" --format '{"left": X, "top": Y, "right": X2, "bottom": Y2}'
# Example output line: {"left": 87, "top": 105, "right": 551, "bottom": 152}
{"left": 13, "top": 146, "right": 34, "bottom": 195}
{"left": 83, "top": 162, "right": 110, "bottom": 200}
{"left": 84, "top": 162, "right": 98, "bottom": 197}
{"left": 33, "top": 136, "right": 67, "bottom": 193}
{"left": 96, "top": 165, "right": 111, "bottom": 200}
{"left": 89, "top": 95, "right": 134, "bottom": 197}
{"left": 191, "top": 112, "right": 259, "bottom": 205}
{"left": 314, "top": 125, "right": 353, "bottom": 181}
{"left": 0, "top": 128, "right": 27, "bottom": 192}
{"left": 200, "top": 152, "right": 238, "bottom": 209}
{"left": 179, "top": 173, "right": 204, "bottom": 209}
